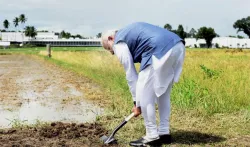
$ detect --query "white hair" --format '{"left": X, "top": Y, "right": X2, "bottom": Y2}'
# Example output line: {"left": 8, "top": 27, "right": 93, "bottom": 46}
{"left": 101, "top": 29, "right": 118, "bottom": 47}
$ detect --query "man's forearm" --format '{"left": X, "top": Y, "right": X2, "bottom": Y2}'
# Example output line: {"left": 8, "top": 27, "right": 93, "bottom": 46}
{"left": 127, "top": 79, "right": 137, "bottom": 102}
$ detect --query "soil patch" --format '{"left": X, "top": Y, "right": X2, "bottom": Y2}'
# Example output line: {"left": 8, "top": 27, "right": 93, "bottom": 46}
{"left": 0, "top": 122, "right": 118, "bottom": 147}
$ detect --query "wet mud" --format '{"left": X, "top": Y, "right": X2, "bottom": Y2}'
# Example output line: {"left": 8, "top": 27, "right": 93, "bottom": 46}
{"left": 0, "top": 55, "right": 103, "bottom": 127}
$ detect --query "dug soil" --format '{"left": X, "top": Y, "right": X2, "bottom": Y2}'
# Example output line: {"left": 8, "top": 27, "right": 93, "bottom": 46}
{"left": 0, "top": 122, "right": 118, "bottom": 147}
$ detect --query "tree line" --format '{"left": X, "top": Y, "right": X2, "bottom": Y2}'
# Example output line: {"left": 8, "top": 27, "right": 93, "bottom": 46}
{"left": 1, "top": 15, "right": 85, "bottom": 40}
{"left": 2, "top": 14, "right": 38, "bottom": 39}
{"left": 164, "top": 16, "right": 250, "bottom": 48}
{"left": 1, "top": 15, "right": 250, "bottom": 46}
{"left": 59, "top": 30, "right": 85, "bottom": 39}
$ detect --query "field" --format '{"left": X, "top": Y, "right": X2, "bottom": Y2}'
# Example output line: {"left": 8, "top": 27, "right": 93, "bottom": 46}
{"left": 0, "top": 47, "right": 250, "bottom": 146}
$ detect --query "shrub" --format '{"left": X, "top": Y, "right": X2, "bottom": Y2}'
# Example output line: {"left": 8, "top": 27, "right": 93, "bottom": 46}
{"left": 200, "top": 64, "right": 221, "bottom": 79}
{"left": 22, "top": 44, "right": 37, "bottom": 48}
{"left": 9, "top": 44, "right": 21, "bottom": 48}
{"left": 215, "top": 43, "right": 220, "bottom": 48}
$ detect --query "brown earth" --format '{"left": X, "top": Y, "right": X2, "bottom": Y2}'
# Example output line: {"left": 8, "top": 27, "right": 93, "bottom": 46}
{"left": 0, "top": 54, "right": 115, "bottom": 146}
{"left": 0, "top": 122, "right": 116, "bottom": 147}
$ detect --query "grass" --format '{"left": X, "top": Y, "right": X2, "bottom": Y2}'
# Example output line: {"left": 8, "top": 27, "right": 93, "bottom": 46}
{"left": 38, "top": 49, "right": 250, "bottom": 114}
{"left": 0, "top": 46, "right": 101, "bottom": 54}
{"left": 1, "top": 47, "right": 250, "bottom": 146}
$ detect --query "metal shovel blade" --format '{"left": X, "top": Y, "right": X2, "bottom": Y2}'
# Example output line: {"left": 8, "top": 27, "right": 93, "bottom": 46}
{"left": 100, "top": 113, "right": 134, "bottom": 144}
{"left": 100, "top": 135, "right": 117, "bottom": 144}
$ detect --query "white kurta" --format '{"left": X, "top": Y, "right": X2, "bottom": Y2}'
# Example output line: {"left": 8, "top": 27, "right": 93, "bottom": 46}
{"left": 113, "top": 42, "right": 185, "bottom": 138}
{"left": 113, "top": 42, "right": 185, "bottom": 106}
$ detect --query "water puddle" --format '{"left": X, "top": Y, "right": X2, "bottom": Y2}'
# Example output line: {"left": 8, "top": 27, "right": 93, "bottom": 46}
{"left": 0, "top": 100, "right": 102, "bottom": 128}
{"left": 0, "top": 55, "right": 103, "bottom": 129}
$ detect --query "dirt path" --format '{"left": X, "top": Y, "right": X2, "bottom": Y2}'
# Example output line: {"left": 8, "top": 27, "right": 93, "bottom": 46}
{"left": 0, "top": 54, "right": 112, "bottom": 146}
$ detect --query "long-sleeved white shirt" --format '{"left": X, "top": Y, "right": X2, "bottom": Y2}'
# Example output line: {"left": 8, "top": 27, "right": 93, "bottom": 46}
{"left": 113, "top": 42, "right": 185, "bottom": 107}
{"left": 113, "top": 42, "right": 138, "bottom": 102}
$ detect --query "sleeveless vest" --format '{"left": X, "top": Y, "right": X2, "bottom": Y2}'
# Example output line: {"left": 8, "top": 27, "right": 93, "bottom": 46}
{"left": 114, "top": 22, "right": 183, "bottom": 71}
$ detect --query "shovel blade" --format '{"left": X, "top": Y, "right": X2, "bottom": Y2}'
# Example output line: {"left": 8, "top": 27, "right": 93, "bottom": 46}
{"left": 100, "top": 135, "right": 117, "bottom": 144}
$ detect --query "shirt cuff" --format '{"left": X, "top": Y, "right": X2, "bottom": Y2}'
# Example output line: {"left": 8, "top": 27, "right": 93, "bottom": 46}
{"left": 132, "top": 96, "right": 136, "bottom": 101}
{"left": 136, "top": 101, "right": 140, "bottom": 107}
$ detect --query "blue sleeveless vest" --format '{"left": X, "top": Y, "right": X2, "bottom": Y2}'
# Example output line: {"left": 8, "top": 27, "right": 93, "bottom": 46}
{"left": 114, "top": 22, "right": 183, "bottom": 71}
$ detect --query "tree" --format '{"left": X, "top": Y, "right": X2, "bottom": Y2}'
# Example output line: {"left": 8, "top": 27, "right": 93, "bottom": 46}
{"left": 196, "top": 27, "right": 217, "bottom": 48}
{"left": 60, "top": 30, "right": 71, "bottom": 39}
{"left": 164, "top": 24, "right": 172, "bottom": 31}
{"left": 233, "top": 16, "right": 250, "bottom": 38}
{"left": 19, "top": 14, "right": 27, "bottom": 31}
{"left": 37, "top": 30, "right": 48, "bottom": 32}
{"left": 175, "top": 25, "right": 187, "bottom": 39}
{"left": 13, "top": 17, "right": 19, "bottom": 28}
{"left": 75, "top": 34, "right": 83, "bottom": 39}
{"left": 189, "top": 28, "right": 197, "bottom": 38}
{"left": 3, "top": 19, "right": 10, "bottom": 30}
{"left": 24, "top": 26, "right": 37, "bottom": 42}
{"left": 19, "top": 14, "right": 27, "bottom": 42}
{"left": 237, "top": 35, "right": 244, "bottom": 39}
{"left": 13, "top": 17, "right": 20, "bottom": 40}
{"left": 96, "top": 33, "right": 102, "bottom": 38}
{"left": 71, "top": 34, "right": 82, "bottom": 39}
{"left": 60, "top": 30, "right": 66, "bottom": 38}
{"left": 65, "top": 32, "right": 71, "bottom": 39}
{"left": 215, "top": 43, "right": 220, "bottom": 48}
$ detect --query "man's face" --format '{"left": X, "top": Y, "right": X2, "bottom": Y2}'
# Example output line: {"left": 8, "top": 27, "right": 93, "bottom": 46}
{"left": 106, "top": 45, "right": 114, "bottom": 55}
{"left": 103, "top": 36, "right": 115, "bottom": 55}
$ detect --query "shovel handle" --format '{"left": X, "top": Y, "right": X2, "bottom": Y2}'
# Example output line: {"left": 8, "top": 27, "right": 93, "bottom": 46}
{"left": 109, "top": 112, "right": 135, "bottom": 137}
{"left": 125, "top": 112, "right": 135, "bottom": 121}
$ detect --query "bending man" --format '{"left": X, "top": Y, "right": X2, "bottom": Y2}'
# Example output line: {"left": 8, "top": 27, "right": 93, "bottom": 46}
{"left": 101, "top": 22, "right": 185, "bottom": 146}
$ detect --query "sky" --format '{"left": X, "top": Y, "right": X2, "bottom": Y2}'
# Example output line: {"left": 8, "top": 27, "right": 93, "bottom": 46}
{"left": 0, "top": 0, "right": 249, "bottom": 37}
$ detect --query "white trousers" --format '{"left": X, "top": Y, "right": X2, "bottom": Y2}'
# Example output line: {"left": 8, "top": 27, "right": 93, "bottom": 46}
{"left": 136, "top": 42, "right": 185, "bottom": 138}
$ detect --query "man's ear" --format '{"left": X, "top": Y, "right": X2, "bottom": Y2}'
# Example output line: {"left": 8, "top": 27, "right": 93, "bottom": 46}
{"left": 108, "top": 36, "right": 113, "bottom": 41}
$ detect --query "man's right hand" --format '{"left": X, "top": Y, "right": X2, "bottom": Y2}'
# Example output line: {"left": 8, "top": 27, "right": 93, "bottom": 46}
{"left": 132, "top": 106, "right": 141, "bottom": 117}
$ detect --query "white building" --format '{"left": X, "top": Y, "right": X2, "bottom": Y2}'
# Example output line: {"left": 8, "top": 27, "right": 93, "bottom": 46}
{"left": 185, "top": 37, "right": 250, "bottom": 48}
{"left": 30, "top": 38, "right": 101, "bottom": 47}
{"left": 0, "top": 32, "right": 58, "bottom": 42}
{"left": 212, "top": 37, "right": 250, "bottom": 48}
{"left": 1, "top": 32, "right": 249, "bottom": 48}
{"left": 0, "top": 32, "right": 101, "bottom": 47}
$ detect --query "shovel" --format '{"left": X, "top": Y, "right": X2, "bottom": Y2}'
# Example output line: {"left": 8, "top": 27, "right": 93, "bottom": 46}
{"left": 100, "top": 112, "right": 135, "bottom": 144}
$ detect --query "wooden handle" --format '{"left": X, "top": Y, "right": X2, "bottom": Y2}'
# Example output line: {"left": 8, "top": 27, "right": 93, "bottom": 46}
{"left": 125, "top": 112, "right": 135, "bottom": 121}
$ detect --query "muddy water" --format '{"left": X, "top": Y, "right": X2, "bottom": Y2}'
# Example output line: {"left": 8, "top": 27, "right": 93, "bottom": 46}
{"left": 0, "top": 55, "right": 102, "bottom": 128}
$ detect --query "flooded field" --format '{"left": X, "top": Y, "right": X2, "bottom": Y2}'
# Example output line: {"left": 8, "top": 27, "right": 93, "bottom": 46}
{"left": 0, "top": 55, "right": 102, "bottom": 128}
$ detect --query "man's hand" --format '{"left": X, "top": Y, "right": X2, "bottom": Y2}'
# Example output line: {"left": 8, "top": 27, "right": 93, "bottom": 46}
{"left": 132, "top": 106, "right": 141, "bottom": 117}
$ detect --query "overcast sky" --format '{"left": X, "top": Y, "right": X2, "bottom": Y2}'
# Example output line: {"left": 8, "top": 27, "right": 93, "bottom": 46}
{"left": 0, "top": 0, "right": 249, "bottom": 37}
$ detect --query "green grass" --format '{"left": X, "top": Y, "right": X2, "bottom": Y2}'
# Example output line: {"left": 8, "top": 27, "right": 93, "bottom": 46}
{"left": 38, "top": 49, "right": 250, "bottom": 114}
{"left": 0, "top": 46, "right": 101, "bottom": 54}
{"left": 1, "top": 47, "right": 250, "bottom": 146}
